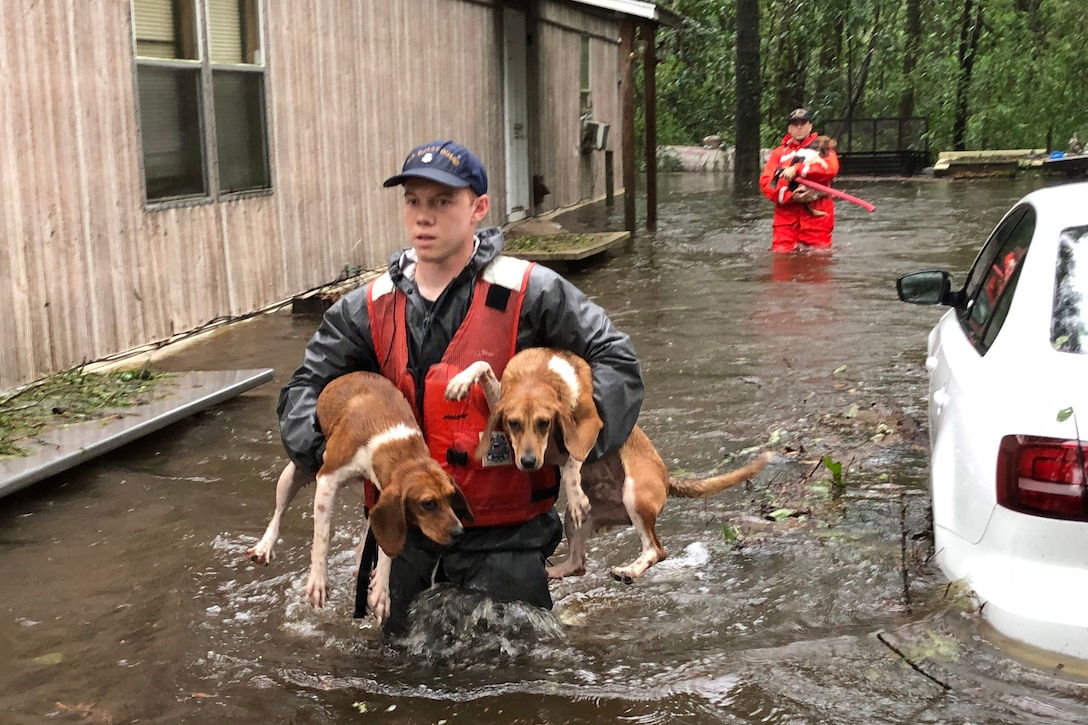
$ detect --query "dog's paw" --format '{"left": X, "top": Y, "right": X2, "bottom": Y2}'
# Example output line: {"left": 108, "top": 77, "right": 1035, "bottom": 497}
{"left": 245, "top": 540, "right": 274, "bottom": 566}
{"left": 444, "top": 370, "right": 477, "bottom": 401}
{"left": 546, "top": 561, "right": 585, "bottom": 580}
{"left": 304, "top": 570, "right": 329, "bottom": 608}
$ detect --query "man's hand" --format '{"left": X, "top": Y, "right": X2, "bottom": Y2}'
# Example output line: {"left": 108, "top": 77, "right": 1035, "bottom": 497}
{"left": 780, "top": 165, "right": 798, "bottom": 181}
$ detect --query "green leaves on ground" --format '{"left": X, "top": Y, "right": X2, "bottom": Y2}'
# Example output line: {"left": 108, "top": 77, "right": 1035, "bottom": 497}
{"left": 822, "top": 455, "right": 847, "bottom": 497}
{"left": 0, "top": 365, "right": 169, "bottom": 458}
{"left": 504, "top": 234, "right": 597, "bottom": 254}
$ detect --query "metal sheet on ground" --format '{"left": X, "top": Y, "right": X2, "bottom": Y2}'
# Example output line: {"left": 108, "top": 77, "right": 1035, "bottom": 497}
{"left": 0, "top": 368, "right": 274, "bottom": 498}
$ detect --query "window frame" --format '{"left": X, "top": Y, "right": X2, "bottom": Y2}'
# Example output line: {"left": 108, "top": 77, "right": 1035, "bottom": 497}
{"left": 131, "top": 0, "right": 272, "bottom": 209}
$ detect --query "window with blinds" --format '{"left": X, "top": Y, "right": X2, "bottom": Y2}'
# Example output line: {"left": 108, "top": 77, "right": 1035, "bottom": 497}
{"left": 133, "top": 0, "right": 269, "bottom": 203}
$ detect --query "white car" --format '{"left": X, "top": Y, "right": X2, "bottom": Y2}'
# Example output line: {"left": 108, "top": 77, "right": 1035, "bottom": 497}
{"left": 898, "top": 181, "right": 1088, "bottom": 661}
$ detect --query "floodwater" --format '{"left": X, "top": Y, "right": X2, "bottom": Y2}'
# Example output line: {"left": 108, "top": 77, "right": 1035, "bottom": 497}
{"left": 5, "top": 174, "right": 1088, "bottom": 724}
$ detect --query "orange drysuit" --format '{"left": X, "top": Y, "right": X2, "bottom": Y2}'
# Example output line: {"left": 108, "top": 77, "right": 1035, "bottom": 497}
{"left": 759, "top": 132, "right": 840, "bottom": 252}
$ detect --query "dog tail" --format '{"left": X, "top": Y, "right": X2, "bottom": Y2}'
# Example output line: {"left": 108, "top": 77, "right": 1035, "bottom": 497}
{"left": 667, "top": 451, "right": 773, "bottom": 498}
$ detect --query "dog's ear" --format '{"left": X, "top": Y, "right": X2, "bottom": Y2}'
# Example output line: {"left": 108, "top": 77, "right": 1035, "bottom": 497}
{"left": 474, "top": 402, "right": 505, "bottom": 461}
{"left": 449, "top": 478, "right": 474, "bottom": 524}
{"left": 557, "top": 401, "right": 603, "bottom": 462}
{"left": 368, "top": 486, "right": 408, "bottom": 557}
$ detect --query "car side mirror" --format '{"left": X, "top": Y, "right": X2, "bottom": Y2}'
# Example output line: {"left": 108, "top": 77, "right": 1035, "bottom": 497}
{"left": 897, "top": 270, "right": 959, "bottom": 306}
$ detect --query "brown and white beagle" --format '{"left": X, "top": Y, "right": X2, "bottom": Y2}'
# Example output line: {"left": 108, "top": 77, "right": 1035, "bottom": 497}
{"left": 247, "top": 371, "right": 471, "bottom": 619}
{"left": 445, "top": 348, "right": 771, "bottom": 582}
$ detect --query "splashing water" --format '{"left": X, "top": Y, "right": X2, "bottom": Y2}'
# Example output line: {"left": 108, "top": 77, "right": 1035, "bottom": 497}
{"left": 396, "top": 584, "right": 568, "bottom": 665}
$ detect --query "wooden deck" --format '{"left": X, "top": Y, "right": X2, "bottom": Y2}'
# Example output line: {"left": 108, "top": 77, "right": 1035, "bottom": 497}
{"left": 0, "top": 368, "right": 274, "bottom": 499}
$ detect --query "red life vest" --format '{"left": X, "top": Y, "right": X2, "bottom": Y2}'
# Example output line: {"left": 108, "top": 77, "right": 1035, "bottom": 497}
{"left": 366, "top": 256, "right": 559, "bottom": 527}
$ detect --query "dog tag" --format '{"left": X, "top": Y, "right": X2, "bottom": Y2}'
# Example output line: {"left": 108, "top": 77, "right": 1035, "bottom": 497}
{"left": 480, "top": 431, "right": 513, "bottom": 466}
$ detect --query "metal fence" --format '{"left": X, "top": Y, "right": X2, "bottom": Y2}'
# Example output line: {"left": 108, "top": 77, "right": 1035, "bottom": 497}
{"left": 826, "top": 117, "right": 932, "bottom": 175}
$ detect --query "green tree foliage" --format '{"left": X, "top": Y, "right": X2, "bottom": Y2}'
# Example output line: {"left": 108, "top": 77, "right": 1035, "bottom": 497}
{"left": 653, "top": 0, "right": 1087, "bottom": 152}
{"left": 648, "top": 0, "right": 738, "bottom": 146}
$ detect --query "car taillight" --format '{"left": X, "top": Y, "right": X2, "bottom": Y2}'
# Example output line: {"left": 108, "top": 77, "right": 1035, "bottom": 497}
{"left": 997, "top": 435, "right": 1088, "bottom": 520}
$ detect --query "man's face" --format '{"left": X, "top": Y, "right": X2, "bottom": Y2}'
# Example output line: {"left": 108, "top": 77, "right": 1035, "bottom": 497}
{"left": 401, "top": 178, "right": 489, "bottom": 265}
{"left": 788, "top": 119, "right": 812, "bottom": 142}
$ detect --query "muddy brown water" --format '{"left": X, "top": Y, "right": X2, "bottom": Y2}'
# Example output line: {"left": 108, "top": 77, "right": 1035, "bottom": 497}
{"left": 5, "top": 175, "right": 1088, "bottom": 724}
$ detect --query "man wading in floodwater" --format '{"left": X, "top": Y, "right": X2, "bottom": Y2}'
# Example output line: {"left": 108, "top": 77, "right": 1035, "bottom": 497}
{"left": 759, "top": 107, "right": 840, "bottom": 252}
{"left": 277, "top": 140, "right": 643, "bottom": 637}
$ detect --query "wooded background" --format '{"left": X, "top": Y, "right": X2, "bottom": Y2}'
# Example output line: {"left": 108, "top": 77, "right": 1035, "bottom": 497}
{"left": 644, "top": 0, "right": 1087, "bottom": 165}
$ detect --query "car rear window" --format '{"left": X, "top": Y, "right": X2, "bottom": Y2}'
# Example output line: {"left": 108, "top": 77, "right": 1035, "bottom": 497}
{"left": 1052, "top": 225, "right": 1088, "bottom": 353}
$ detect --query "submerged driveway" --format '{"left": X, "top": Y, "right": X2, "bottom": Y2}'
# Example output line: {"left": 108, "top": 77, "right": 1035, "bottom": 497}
{"left": 4, "top": 174, "right": 1087, "bottom": 724}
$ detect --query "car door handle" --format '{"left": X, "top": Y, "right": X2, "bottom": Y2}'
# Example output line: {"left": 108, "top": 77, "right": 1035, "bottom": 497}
{"left": 926, "top": 356, "right": 939, "bottom": 372}
{"left": 933, "top": 389, "right": 950, "bottom": 412}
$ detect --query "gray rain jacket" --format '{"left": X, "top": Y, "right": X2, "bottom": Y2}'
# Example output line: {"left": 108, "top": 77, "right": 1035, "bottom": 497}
{"left": 277, "top": 227, "right": 643, "bottom": 474}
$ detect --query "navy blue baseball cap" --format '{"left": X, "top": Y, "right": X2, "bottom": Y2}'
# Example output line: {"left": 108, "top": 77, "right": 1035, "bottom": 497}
{"left": 383, "top": 140, "right": 488, "bottom": 195}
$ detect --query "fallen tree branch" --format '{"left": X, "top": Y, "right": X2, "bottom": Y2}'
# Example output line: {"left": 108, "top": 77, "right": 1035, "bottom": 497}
{"left": 875, "top": 632, "right": 952, "bottom": 691}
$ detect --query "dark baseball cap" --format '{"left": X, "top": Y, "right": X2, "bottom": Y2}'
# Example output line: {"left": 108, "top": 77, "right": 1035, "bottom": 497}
{"left": 383, "top": 140, "right": 488, "bottom": 195}
{"left": 787, "top": 108, "right": 812, "bottom": 123}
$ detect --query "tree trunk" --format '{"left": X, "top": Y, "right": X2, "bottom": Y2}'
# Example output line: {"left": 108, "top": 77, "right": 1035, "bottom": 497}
{"left": 734, "top": 0, "right": 761, "bottom": 186}
{"left": 899, "top": 0, "right": 921, "bottom": 118}
{"left": 953, "top": 0, "right": 984, "bottom": 151}
{"left": 845, "top": 5, "right": 881, "bottom": 122}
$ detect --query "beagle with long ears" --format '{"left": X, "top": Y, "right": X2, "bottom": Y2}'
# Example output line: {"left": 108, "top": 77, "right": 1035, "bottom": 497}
{"left": 448, "top": 348, "right": 601, "bottom": 529}
{"left": 247, "top": 371, "right": 472, "bottom": 619}
{"left": 446, "top": 348, "right": 771, "bottom": 583}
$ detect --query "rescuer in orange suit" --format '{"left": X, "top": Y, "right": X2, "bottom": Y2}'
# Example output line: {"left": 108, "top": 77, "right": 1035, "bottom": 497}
{"left": 759, "top": 108, "right": 840, "bottom": 252}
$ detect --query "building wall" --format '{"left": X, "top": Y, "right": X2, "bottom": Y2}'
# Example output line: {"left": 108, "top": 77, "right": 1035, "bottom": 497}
{"left": 0, "top": 0, "right": 629, "bottom": 390}
{"left": 533, "top": 1, "right": 622, "bottom": 213}
{"left": 264, "top": 0, "right": 508, "bottom": 305}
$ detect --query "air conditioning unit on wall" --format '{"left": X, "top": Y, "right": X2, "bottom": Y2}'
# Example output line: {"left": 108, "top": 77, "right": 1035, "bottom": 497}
{"left": 581, "top": 120, "right": 610, "bottom": 152}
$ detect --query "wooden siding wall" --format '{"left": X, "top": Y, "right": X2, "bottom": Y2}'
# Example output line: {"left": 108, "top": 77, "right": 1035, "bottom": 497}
{"left": 1, "top": 1, "right": 145, "bottom": 392}
{"left": 533, "top": 2, "right": 621, "bottom": 213}
{"left": 267, "top": 0, "right": 508, "bottom": 305}
{"left": 0, "top": 0, "right": 507, "bottom": 390}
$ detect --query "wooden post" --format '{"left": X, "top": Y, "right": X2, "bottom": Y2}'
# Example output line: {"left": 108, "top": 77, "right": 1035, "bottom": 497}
{"left": 620, "top": 18, "right": 636, "bottom": 232}
{"left": 643, "top": 24, "right": 657, "bottom": 229}
{"left": 605, "top": 150, "right": 614, "bottom": 206}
